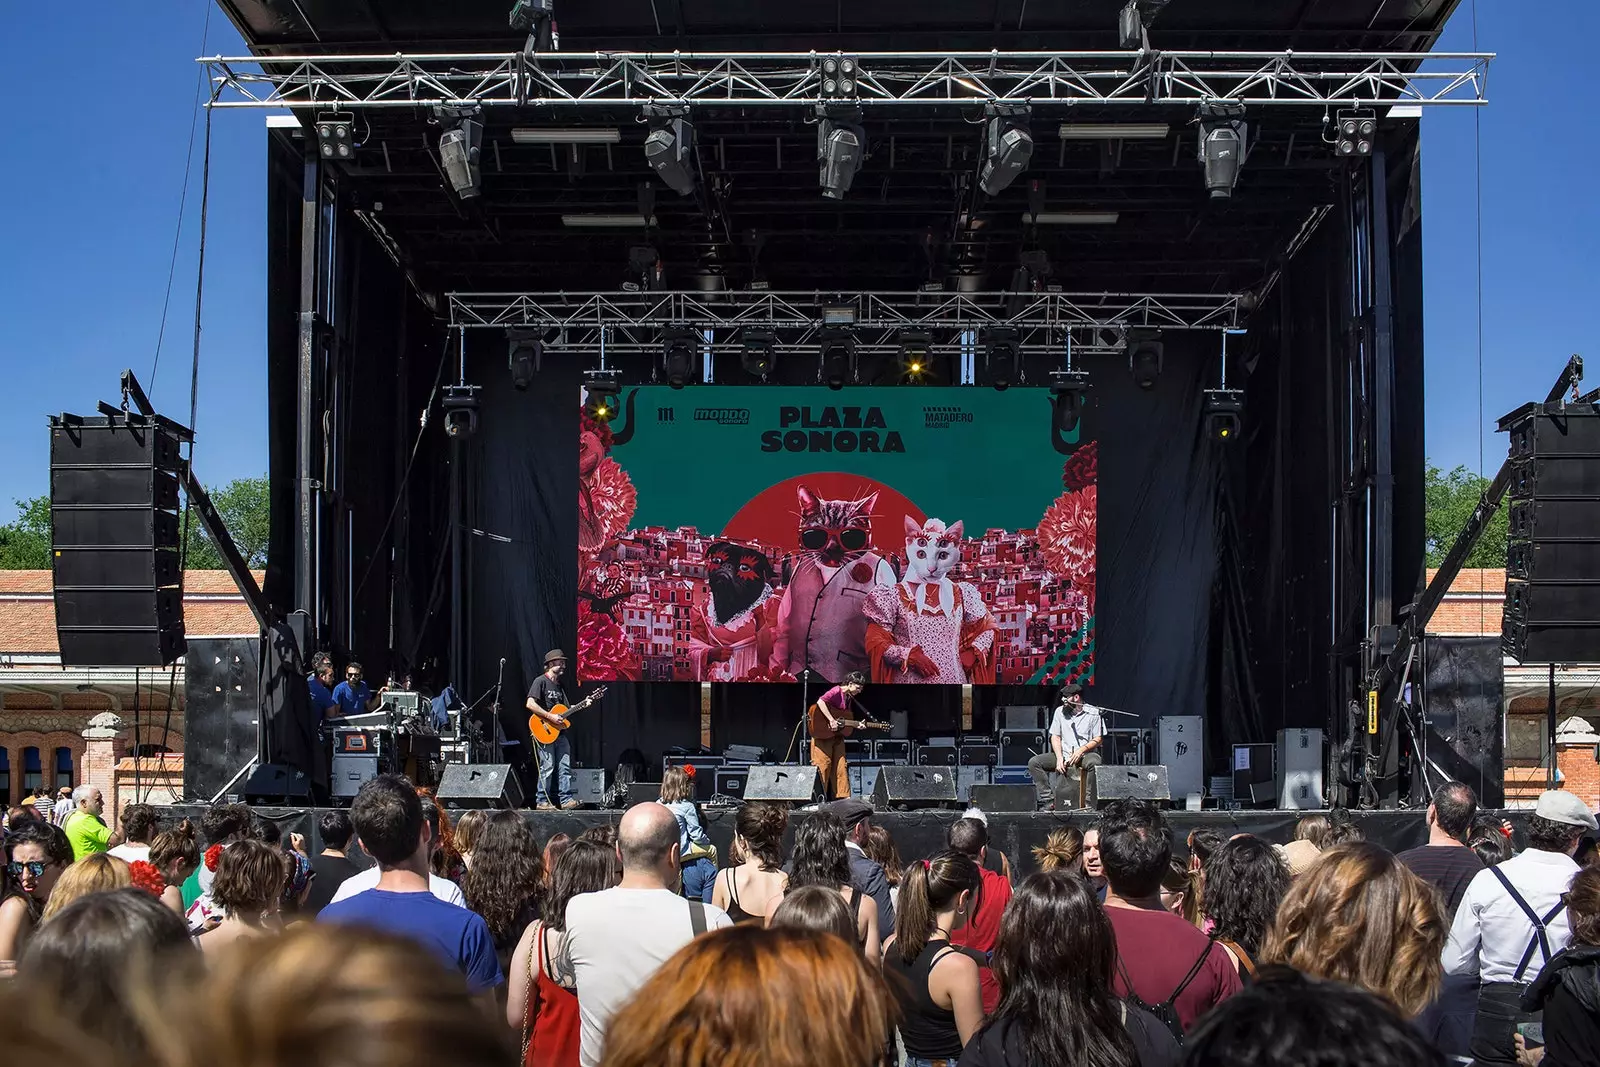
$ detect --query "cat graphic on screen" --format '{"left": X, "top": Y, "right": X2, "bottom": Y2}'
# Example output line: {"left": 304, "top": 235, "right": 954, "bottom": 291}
{"left": 864, "top": 515, "right": 996, "bottom": 684}
{"left": 771, "top": 485, "right": 896, "bottom": 682}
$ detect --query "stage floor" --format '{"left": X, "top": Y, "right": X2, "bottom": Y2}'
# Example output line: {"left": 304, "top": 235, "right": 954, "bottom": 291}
{"left": 157, "top": 805, "right": 1498, "bottom": 875}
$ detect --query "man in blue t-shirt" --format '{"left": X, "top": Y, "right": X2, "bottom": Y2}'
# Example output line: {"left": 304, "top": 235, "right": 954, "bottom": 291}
{"left": 332, "top": 660, "right": 386, "bottom": 718}
{"left": 318, "top": 773, "right": 502, "bottom": 995}
{"left": 307, "top": 653, "right": 338, "bottom": 737}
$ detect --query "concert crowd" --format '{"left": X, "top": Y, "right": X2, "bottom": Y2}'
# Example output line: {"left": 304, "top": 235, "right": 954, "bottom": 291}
{"left": 4, "top": 775, "right": 1599, "bottom": 1067}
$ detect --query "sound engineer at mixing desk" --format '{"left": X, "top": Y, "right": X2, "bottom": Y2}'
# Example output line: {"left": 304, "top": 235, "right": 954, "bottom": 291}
{"left": 332, "top": 661, "right": 388, "bottom": 719}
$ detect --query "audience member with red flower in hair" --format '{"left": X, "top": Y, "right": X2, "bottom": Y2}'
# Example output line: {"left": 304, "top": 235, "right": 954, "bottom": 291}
{"left": 128, "top": 859, "right": 168, "bottom": 898}
{"left": 198, "top": 840, "right": 289, "bottom": 958}
{"left": 181, "top": 803, "right": 257, "bottom": 929}
{"left": 148, "top": 818, "right": 201, "bottom": 917}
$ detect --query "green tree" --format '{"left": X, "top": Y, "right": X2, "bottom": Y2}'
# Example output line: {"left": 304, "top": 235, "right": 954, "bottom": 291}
{"left": 0, "top": 496, "right": 51, "bottom": 568}
{"left": 184, "top": 476, "right": 270, "bottom": 569}
{"left": 1425, "top": 463, "right": 1508, "bottom": 569}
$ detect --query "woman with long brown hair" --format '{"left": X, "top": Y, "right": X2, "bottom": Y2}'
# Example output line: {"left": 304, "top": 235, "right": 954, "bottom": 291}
{"left": 884, "top": 849, "right": 984, "bottom": 1064}
{"left": 505, "top": 839, "right": 620, "bottom": 1067}
{"left": 1, "top": 821, "right": 73, "bottom": 975}
{"left": 1261, "top": 842, "right": 1446, "bottom": 1017}
{"left": 775, "top": 811, "right": 879, "bottom": 958}
{"left": 197, "top": 840, "right": 287, "bottom": 957}
{"left": 712, "top": 802, "right": 788, "bottom": 925}
{"left": 149, "top": 820, "right": 201, "bottom": 918}
{"left": 1525, "top": 866, "right": 1600, "bottom": 1067}
{"left": 599, "top": 925, "right": 893, "bottom": 1067}
{"left": 461, "top": 810, "right": 547, "bottom": 978}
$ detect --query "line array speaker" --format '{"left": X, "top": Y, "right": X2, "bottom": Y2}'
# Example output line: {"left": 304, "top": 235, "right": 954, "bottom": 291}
{"left": 1500, "top": 404, "right": 1600, "bottom": 663}
{"left": 49, "top": 416, "right": 189, "bottom": 666}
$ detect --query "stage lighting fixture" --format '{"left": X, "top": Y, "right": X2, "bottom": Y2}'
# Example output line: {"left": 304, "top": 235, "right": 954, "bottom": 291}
{"left": 821, "top": 303, "right": 858, "bottom": 327}
{"left": 1204, "top": 388, "right": 1244, "bottom": 441}
{"left": 817, "top": 113, "right": 866, "bottom": 200}
{"left": 819, "top": 55, "right": 861, "bottom": 100}
{"left": 1197, "top": 103, "right": 1247, "bottom": 200}
{"left": 583, "top": 374, "right": 620, "bottom": 422}
{"left": 662, "top": 329, "right": 699, "bottom": 389}
{"left": 1128, "top": 333, "right": 1164, "bottom": 390}
{"left": 441, "top": 384, "right": 482, "bottom": 438}
{"left": 983, "top": 328, "right": 1021, "bottom": 391}
{"left": 645, "top": 112, "right": 697, "bottom": 196}
{"left": 1059, "top": 123, "right": 1170, "bottom": 140}
{"left": 740, "top": 329, "right": 777, "bottom": 378}
{"left": 436, "top": 107, "right": 483, "bottom": 200}
{"left": 1050, "top": 370, "right": 1091, "bottom": 435}
{"left": 1334, "top": 109, "right": 1377, "bottom": 157}
{"left": 507, "top": 330, "right": 542, "bottom": 391}
{"left": 511, "top": 127, "right": 620, "bottom": 145}
{"left": 979, "top": 106, "right": 1034, "bottom": 197}
{"left": 314, "top": 112, "right": 354, "bottom": 160}
{"left": 509, "top": 0, "right": 555, "bottom": 50}
{"left": 898, "top": 330, "right": 932, "bottom": 378}
{"left": 819, "top": 330, "right": 856, "bottom": 390}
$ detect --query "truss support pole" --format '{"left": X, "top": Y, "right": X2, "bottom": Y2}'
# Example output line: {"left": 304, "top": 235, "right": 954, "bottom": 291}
{"left": 295, "top": 145, "right": 321, "bottom": 642}
{"left": 1370, "top": 150, "right": 1396, "bottom": 633}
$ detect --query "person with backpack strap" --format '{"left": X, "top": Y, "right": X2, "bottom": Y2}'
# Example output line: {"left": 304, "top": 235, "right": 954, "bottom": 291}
{"left": 1097, "top": 800, "right": 1242, "bottom": 1035}
{"left": 1443, "top": 790, "right": 1597, "bottom": 1067}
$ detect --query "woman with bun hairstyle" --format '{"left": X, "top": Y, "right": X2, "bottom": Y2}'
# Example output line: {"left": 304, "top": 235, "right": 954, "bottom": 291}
{"left": 712, "top": 801, "right": 789, "bottom": 924}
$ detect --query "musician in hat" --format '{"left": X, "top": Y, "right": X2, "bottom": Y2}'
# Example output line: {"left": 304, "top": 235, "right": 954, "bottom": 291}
{"left": 526, "top": 649, "right": 580, "bottom": 810}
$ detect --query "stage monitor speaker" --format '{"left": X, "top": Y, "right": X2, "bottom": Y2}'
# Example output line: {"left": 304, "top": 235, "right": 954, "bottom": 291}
{"left": 437, "top": 763, "right": 523, "bottom": 808}
{"left": 49, "top": 418, "right": 188, "bottom": 667}
{"left": 242, "top": 763, "right": 312, "bottom": 805}
{"left": 183, "top": 636, "right": 260, "bottom": 802}
{"left": 1156, "top": 716, "right": 1204, "bottom": 801}
{"left": 871, "top": 765, "right": 958, "bottom": 810}
{"left": 1501, "top": 404, "right": 1600, "bottom": 663}
{"left": 1276, "top": 728, "right": 1324, "bottom": 810}
{"left": 627, "top": 782, "right": 660, "bottom": 807}
{"left": 968, "top": 783, "right": 1037, "bottom": 813}
{"left": 714, "top": 766, "right": 750, "bottom": 802}
{"left": 1090, "top": 764, "right": 1171, "bottom": 807}
{"left": 743, "top": 765, "right": 821, "bottom": 803}
{"left": 571, "top": 768, "right": 607, "bottom": 807}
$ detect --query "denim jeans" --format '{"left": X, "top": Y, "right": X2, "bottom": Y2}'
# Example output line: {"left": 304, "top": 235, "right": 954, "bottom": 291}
{"left": 681, "top": 856, "right": 717, "bottom": 903}
{"left": 535, "top": 735, "right": 572, "bottom": 805}
{"left": 904, "top": 1058, "right": 957, "bottom": 1067}
{"left": 1470, "top": 981, "right": 1533, "bottom": 1067}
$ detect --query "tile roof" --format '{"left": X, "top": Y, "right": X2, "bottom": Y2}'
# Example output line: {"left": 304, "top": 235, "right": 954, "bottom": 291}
{"left": 0, "top": 571, "right": 265, "bottom": 656}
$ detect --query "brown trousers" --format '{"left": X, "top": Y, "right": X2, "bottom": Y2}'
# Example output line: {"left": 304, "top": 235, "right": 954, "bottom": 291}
{"left": 810, "top": 737, "right": 851, "bottom": 799}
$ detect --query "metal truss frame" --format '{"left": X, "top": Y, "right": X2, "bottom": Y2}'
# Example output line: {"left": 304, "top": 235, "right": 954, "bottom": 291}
{"left": 447, "top": 289, "right": 1242, "bottom": 354}
{"left": 204, "top": 49, "right": 1490, "bottom": 112}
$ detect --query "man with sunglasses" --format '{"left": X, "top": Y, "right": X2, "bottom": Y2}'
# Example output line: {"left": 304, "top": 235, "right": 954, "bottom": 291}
{"left": 332, "top": 661, "right": 388, "bottom": 720}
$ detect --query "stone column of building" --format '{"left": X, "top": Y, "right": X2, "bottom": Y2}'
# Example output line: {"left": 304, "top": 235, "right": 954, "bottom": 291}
{"left": 1555, "top": 716, "right": 1600, "bottom": 811}
{"left": 81, "top": 712, "right": 129, "bottom": 820}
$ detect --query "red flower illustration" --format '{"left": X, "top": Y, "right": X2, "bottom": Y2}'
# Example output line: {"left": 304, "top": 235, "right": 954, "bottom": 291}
{"left": 577, "top": 611, "right": 641, "bottom": 681}
{"left": 738, "top": 664, "right": 798, "bottom": 683}
{"left": 129, "top": 859, "right": 166, "bottom": 897}
{"left": 1062, "top": 441, "right": 1098, "bottom": 492}
{"left": 1037, "top": 484, "right": 1097, "bottom": 612}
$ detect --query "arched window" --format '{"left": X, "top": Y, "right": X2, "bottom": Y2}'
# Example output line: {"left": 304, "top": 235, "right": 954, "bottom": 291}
{"left": 54, "top": 747, "right": 75, "bottom": 791}
{"left": 22, "top": 747, "right": 42, "bottom": 796}
{"left": 0, "top": 748, "right": 10, "bottom": 805}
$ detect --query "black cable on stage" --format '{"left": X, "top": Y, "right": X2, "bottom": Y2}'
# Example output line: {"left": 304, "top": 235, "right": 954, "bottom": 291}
{"left": 353, "top": 331, "right": 457, "bottom": 602}
{"left": 150, "top": 0, "right": 213, "bottom": 390}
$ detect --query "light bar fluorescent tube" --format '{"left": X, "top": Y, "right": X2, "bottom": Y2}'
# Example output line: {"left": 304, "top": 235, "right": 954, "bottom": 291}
{"left": 561, "top": 214, "right": 656, "bottom": 227}
{"left": 512, "top": 128, "right": 622, "bottom": 145}
{"left": 1058, "top": 123, "right": 1170, "bottom": 140}
{"left": 1023, "top": 211, "right": 1120, "bottom": 225}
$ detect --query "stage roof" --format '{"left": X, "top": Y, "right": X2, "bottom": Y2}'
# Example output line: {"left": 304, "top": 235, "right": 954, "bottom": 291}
{"left": 217, "top": 0, "right": 1467, "bottom": 294}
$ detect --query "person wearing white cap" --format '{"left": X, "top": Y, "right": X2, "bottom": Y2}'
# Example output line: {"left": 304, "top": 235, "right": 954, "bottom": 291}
{"left": 1442, "top": 789, "right": 1599, "bottom": 1067}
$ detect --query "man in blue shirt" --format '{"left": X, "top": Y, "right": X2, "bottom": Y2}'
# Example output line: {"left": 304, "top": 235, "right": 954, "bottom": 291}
{"left": 318, "top": 773, "right": 502, "bottom": 996}
{"left": 307, "top": 652, "right": 338, "bottom": 739}
{"left": 332, "top": 660, "right": 386, "bottom": 719}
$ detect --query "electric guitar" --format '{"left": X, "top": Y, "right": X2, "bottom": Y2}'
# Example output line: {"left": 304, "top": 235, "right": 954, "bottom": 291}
{"left": 808, "top": 702, "right": 891, "bottom": 741}
{"left": 528, "top": 686, "right": 608, "bottom": 745}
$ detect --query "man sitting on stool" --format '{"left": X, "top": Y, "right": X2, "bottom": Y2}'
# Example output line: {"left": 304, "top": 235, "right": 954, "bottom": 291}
{"left": 1027, "top": 683, "right": 1104, "bottom": 810}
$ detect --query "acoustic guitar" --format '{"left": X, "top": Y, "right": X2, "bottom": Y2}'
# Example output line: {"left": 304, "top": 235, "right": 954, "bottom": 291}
{"left": 808, "top": 702, "right": 891, "bottom": 741}
{"left": 528, "top": 686, "right": 608, "bottom": 745}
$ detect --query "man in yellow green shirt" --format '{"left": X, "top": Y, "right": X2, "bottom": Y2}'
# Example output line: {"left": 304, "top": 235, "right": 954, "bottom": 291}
{"left": 61, "top": 785, "right": 124, "bottom": 861}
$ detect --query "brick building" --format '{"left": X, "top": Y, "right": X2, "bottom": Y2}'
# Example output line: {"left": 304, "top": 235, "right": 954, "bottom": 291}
{"left": 0, "top": 570, "right": 259, "bottom": 815}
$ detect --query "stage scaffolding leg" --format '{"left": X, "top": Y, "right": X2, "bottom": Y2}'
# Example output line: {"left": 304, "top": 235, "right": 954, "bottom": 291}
{"left": 295, "top": 146, "right": 320, "bottom": 637}
{"left": 1548, "top": 663, "right": 1559, "bottom": 789}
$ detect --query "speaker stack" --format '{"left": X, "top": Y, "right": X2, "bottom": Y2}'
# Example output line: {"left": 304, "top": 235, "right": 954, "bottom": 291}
{"left": 49, "top": 415, "right": 189, "bottom": 666}
{"left": 1501, "top": 404, "right": 1600, "bottom": 662}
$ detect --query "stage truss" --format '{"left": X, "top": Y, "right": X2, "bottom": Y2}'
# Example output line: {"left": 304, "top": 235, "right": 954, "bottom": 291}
{"left": 446, "top": 289, "right": 1244, "bottom": 355}
{"left": 203, "top": 49, "right": 1491, "bottom": 111}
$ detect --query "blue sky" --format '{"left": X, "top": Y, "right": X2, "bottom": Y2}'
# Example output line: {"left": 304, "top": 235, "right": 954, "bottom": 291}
{"left": 0, "top": 1, "right": 1593, "bottom": 514}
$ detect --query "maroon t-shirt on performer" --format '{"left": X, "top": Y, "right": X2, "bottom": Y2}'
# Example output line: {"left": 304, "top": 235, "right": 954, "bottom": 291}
{"left": 817, "top": 685, "right": 850, "bottom": 717}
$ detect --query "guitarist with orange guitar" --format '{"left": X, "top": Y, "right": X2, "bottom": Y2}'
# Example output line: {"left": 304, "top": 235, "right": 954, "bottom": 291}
{"left": 524, "top": 649, "right": 600, "bottom": 811}
{"left": 809, "top": 671, "right": 886, "bottom": 800}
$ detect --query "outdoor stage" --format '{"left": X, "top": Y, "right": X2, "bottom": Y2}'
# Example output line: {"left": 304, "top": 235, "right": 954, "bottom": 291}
{"left": 157, "top": 804, "right": 1520, "bottom": 876}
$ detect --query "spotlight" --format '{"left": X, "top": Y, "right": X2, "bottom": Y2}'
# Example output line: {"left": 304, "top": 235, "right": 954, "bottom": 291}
{"left": 979, "top": 106, "right": 1033, "bottom": 197}
{"left": 1050, "top": 370, "right": 1091, "bottom": 442}
{"left": 662, "top": 329, "right": 699, "bottom": 389}
{"left": 441, "top": 384, "right": 482, "bottom": 438}
{"left": 507, "top": 330, "right": 542, "bottom": 391}
{"left": 509, "top": 0, "right": 555, "bottom": 50}
{"left": 819, "top": 55, "right": 861, "bottom": 101}
{"left": 1204, "top": 388, "right": 1244, "bottom": 441}
{"left": 819, "top": 330, "right": 856, "bottom": 390}
{"left": 435, "top": 106, "right": 483, "bottom": 200}
{"left": 817, "top": 111, "right": 866, "bottom": 200}
{"left": 1128, "top": 331, "right": 1164, "bottom": 390}
{"left": 645, "top": 110, "right": 696, "bottom": 196}
{"left": 314, "top": 112, "right": 354, "bottom": 160}
{"left": 982, "top": 328, "right": 1021, "bottom": 391}
{"left": 898, "top": 330, "right": 932, "bottom": 378}
{"left": 584, "top": 373, "right": 620, "bottom": 422}
{"left": 1197, "top": 103, "right": 1247, "bottom": 200}
{"left": 1334, "top": 109, "right": 1377, "bottom": 157}
{"left": 740, "top": 329, "right": 777, "bottom": 379}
